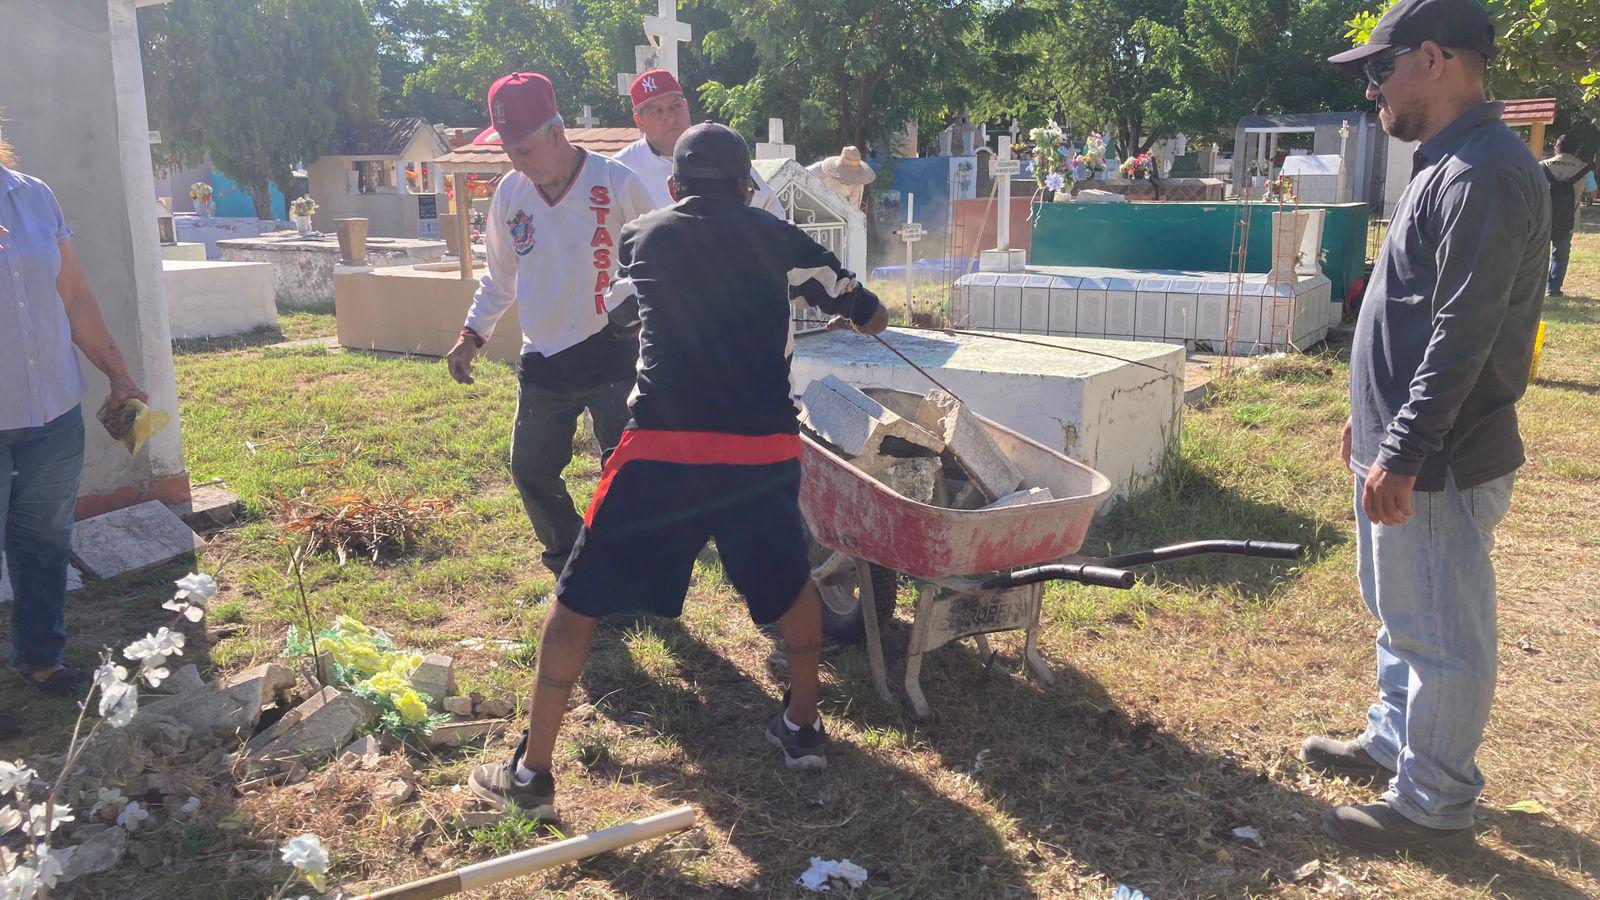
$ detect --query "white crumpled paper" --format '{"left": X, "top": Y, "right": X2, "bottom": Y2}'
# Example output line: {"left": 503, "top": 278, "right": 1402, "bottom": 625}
{"left": 798, "top": 857, "right": 870, "bottom": 892}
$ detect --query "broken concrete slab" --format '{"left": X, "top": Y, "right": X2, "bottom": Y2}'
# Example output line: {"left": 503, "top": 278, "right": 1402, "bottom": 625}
{"left": 982, "top": 487, "right": 1055, "bottom": 510}
{"left": 916, "top": 391, "right": 1023, "bottom": 501}
{"left": 799, "top": 374, "right": 944, "bottom": 460}
{"left": 339, "top": 734, "right": 383, "bottom": 769}
{"left": 420, "top": 719, "right": 498, "bottom": 751}
{"left": 442, "top": 695, "right": 474, "bottom": 716}
{"left": 167, "top": 482, "right": 244, "bottom": 532}
{"left": 69, "top": 500, "right": 205, "bottom": 579}
{"left": 141, "top": 662, "right": 296, "bottom": 742}
{"left": 373, "top": 774, "right": 414, "bottom": 809}
{"left": 243, "top": 685, "right": 379, "bottom": 773}
{"left": 872, "top": 457, "right": 942, "bottom": 505}
{"left": 475, "top": 698, "right": 515, "bottom": 719}
{"left": 152, "top": 663, "right": 206, "bottom": 695}
{"left": 0, "top": 555, "right": 82, "bottom": 604}
{"left": 944, "top": 477, "right": 986, "bottom": 510}
{"left": 408, "top": 653, "right": 456, "bottom": 705}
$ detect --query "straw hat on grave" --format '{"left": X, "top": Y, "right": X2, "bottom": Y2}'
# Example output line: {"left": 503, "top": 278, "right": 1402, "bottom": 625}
{"left": 819, "top": 146, "right": 877, "bottom": 186}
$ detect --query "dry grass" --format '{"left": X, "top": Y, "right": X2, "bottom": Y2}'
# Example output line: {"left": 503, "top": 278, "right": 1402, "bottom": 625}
{"left": 4, "top": 216, "right": 1597, "bottom": 898}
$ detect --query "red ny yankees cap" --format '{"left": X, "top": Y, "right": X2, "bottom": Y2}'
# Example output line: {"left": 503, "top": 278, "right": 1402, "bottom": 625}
{"left": 629, "top": 69, "right": 684, "bottom": 113}
{"left": 472, "top": 72, "right": 560, "bottom": 145}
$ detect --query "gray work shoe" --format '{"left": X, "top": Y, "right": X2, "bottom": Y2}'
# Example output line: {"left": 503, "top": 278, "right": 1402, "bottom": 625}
{"left": 468, "top": 732, "right": 556, "bottom": 820}
{"left": 1320, "top": 801, "right": 1475, "bottom": 853}
{"left": 766, "top": 692, "right": 828, "bottom": 770}
{"left": 1300, "top": 736, "right": 1396, "bottom": 783}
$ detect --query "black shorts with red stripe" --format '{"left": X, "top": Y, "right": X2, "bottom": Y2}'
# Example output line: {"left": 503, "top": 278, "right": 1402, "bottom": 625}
{"left": 555, "top": 429, "right": 811, "bottom": 625}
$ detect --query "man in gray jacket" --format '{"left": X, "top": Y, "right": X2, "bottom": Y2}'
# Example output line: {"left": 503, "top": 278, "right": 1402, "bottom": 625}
{"left": 1308, "top": 0, "right": 1548, "bottom": 852}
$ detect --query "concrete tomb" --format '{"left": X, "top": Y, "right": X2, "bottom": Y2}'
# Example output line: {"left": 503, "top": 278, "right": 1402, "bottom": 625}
{"left": 220, "top": 231, "right": 445, "bottom": 308}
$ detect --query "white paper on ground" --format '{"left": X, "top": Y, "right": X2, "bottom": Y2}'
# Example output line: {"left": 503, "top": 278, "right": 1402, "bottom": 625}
{"left": 798, "top": 857, "right": 870, "bottom": 891}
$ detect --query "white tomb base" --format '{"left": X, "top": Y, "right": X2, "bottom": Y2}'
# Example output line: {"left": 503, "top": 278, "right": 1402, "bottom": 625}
{"left": 791, "top": 328, "right": 1183, "bottom": 498}
{"left": 953, "top": 266, "right": 1337, "bottom": 354}
{"left": 161, "top": 259, "right": 278, "bottom": 339}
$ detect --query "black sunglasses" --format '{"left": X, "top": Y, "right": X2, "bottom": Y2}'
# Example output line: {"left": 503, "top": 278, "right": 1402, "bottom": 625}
{"left": 1364, "top": 45, "right": 1453, "bottom": 89}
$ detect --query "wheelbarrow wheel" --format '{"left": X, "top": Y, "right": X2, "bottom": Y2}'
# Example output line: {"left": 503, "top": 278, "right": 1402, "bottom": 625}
{"left": 815, "top": 557, "right": 900, "bottom": 646}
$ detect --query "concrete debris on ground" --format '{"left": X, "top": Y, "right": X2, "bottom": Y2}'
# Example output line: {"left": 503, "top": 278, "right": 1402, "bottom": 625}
{"left": 69, "top": 499, "right": 206, "bottom": 578}
{"left": 58, "top": 825, "right": 127, "bottom": 883}
{"left": 421, "top": 719, "right": 499, "bottom": 751}
{"left": 800, "top": 382, "right": 1051, "bottom": 512}
{"left": 339, "top": 735, "right": 384, "bottom": 769}
{"left": 443, "top": 695, "right": 474, "bottom": 716}
{"left": 242, "top": 685, "right": 379, "bottom": 774}
{"left": 408, "top": 653, "right": 456, "bottom": 706}
{"left": 166, "top": 481, "right": 244, "bottom": 531}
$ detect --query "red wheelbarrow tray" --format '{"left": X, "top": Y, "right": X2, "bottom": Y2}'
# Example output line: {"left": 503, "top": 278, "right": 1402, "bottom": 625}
{"left": 799, "top": 387, "right": 1114, "bottom": 581}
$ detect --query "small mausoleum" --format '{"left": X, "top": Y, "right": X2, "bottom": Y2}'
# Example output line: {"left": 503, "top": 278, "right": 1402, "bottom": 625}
{"left": 305, "top": 117, "right": 450, "bottom": 238}
{"left": 1231, "top": 111, "right": 1383, "bottom": 205}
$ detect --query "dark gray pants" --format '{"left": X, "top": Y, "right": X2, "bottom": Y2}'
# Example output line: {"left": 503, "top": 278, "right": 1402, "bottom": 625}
{"left": 510, "top": 378, "right": 631, "bottom": 574}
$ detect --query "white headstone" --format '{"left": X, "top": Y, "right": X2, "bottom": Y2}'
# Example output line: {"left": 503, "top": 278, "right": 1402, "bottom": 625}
{"left": 755, "top": 117, "right": 795, "bottom": 160}
{"left": 575, "top": 105, "right": 600, "bottom": 128}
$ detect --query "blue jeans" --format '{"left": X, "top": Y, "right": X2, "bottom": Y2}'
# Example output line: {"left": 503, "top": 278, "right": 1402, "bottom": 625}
{"left": 1549, "top": 232, "right": 1572, "bottom": 294}
{"left": 1353, "top": 469, "right": 1514, "bottom": 830}
{"left": 1, "top": 406, "right": 85, "bottom": 673}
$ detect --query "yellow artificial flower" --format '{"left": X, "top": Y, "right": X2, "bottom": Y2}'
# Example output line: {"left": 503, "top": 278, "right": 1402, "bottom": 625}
{"left": 394, "top": 690, "right": 428, "bottom": 723}
{"left": 365, "top": 671, "right": 410, "bottom": 698}
{"left": 382, "top": 652, "right": 423, "bottom": 677}
{"left": 335, "top": 615, "right": 372, "bottom": 635}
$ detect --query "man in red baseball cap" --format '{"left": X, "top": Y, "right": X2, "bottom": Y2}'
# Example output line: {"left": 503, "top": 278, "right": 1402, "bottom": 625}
{"left": 448, "top": 72, "right": 654, "bottom": 580}
{"left": 612, "top": 68, "right": 781, "bottom": 214}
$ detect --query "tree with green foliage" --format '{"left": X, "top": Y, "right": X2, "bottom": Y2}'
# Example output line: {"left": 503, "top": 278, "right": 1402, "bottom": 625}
{"left": 142, "top": 0, "right": 379, "bottom": 218}
{"left": 365, "top": 0, "right": 477, "bottom": 124}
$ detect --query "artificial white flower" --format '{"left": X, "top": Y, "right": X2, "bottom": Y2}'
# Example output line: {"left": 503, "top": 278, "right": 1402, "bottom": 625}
{"left": 0, "top": 806, "right": 23, "bottom": 834}
{"left": 180, "top": 796, "right": 202, "bottom": 815}
{"left": 139, "top": 665, "right": 170, "bottom": 688}
{"left": 0, "top": 761, "right": 35, "bottom": 795}
{"left": 31, "top": 845, "right": 67, "bottom": 889}
{"left": 92, "top": 661, "right": 128, "bottom": 693}
{"left": 98, "top": 680, "right": 138, "bottom": 728}
{"left": 124, "top": 627, "right": 186, "bottom": 665}
{"left": 280, "top": 833, "right": 329, "bottom": 875}
{"left": 24, "top": 803, "right": 73, "bottom": 837}
{"left": 173, "top": 572, "right": 217, "bottom": 602}
{"left": 161, "top": 597, "right": 206, "bottom": 623}
{"left": 91, "top": 787, "right": 128, "bottom": 815}
{"left": 116, "top": 801, "right": 150, "bottom": 832}
{"left": 3, "top": 863, "right": 39, "bottom": 900}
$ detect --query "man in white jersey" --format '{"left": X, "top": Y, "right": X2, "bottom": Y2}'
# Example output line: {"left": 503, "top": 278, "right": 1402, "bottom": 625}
{"left": 446, "top": 72, "right": 654, "bottom": 574}
{"left": 612, "top": 68, "right": 782, "bottom": 215}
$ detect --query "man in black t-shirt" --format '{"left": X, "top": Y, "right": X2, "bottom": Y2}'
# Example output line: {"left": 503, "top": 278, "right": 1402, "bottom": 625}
{"left": 469, "top": 123, "right": 887, "bottom": 820}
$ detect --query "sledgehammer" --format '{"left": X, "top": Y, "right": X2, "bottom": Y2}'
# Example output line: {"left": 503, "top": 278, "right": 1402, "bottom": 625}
{"left": 355, "top": 805, "right": 697, "bottom": 899}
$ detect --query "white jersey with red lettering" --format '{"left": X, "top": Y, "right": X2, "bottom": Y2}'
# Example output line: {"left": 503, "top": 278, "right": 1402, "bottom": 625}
{"left": 612, "top": 136, "right": 783, "bottom": 216}
{"left": 463, "top": 151, "right": 654, "bottom": 357}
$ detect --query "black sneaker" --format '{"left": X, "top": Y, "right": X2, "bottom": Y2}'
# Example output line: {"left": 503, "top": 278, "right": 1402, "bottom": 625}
{"left": 469, "top": 732, "right": 556, "bottom": 820}
{"left": 765, "top": 693, "right": 828, "bottom": 770}
{"left": 1321, "top": 801, "right": 1475, "bottom": 853}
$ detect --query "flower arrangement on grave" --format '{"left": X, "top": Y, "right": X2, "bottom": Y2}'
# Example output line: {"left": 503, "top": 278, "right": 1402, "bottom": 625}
{"left": 1028, "top": 123, "right": 1068, "bottom": 190}
{"left": 405, "top": 166, "right": 419, "bottom": 191}
{"left": 290, "top": 195, "right": 318, "bottom": 218}
{"left": 1264, "top": 175, "right": 1297, "bottom": 204}
{"left": 1119, "top": 152, "right": 1154, "bottom": 179}
{"left": 188, "top": 182, "right": 213, "bottom": 204}
{"left": 285, "top": 615, "right": 449, "bottom": 736}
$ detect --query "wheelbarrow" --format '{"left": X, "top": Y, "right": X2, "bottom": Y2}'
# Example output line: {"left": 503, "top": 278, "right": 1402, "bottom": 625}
{"left": 799, "top": 388, "right": 1303, "bottom": 718}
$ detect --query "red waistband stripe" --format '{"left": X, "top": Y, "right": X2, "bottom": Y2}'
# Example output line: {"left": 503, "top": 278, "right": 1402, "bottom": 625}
{"left": 583, "top": 429, "right": 801, "bottom": 526}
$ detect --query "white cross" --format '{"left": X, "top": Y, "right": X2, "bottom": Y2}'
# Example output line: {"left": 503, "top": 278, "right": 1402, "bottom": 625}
{"left": 643, "top": 0, "right": 692, "bottom": 78}
{"left": 1337, "top": 120, "right": 1352, "bottom": 201}
{"left": 755, "top": 117, "right": 795, "bottom": 160}
{"left": 893, "top": 194, "right": 925, "bottom": 317}
{"left": 575, "top": 105, "right": 600, "bottom": 128}
{"left": 992, "top": 136, "right": 1020, "bottom": 252}
{"left": 1008, "top": 119, "right": 1020, "bottom": 142}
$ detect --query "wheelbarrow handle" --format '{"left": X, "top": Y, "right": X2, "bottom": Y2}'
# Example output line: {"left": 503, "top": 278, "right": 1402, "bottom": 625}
{"left": 1097, "top": 539, "right": 1305, "bottom": 568}
{"left": 981, "top": 563, "right": 1136, "bottom": 591}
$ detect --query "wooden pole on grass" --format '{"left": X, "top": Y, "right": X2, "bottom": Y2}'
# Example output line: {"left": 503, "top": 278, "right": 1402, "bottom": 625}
{"left": 454, "top": 172, "right": 473, "bottom": 281}
{"left": 354, "top": 805, "right": 696, "bottom": 899}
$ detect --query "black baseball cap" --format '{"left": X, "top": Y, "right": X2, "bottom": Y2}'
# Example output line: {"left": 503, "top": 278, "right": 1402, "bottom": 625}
{"left": 1328, "top": 0, "right": 1497, "bottom": 76}
{"left": 672, "top": 122, "right": 750, "bottom": 181}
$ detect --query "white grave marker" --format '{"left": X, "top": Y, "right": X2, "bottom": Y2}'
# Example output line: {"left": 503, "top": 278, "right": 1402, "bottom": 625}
{"left": 979, "top": 136, "right": 1027, "bottom": 273}
{"left": 755, "top": 117, "right": 795, "bottom": 160}
{"left": 618, "top": 0, "right": 692, "bottom": 95}
{"left": 575, "top": 105, "right": 600, "bottom": 128}
{"left": 893, "top": 194, "right": 924, "bottom": 316}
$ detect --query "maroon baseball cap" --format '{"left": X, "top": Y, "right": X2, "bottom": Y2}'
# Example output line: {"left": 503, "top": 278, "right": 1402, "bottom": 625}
{"left": 472, "top": 72, "right": 560, "bottom": 146}
{"left": 629, "top": 68, "right": 684, "bottom": 113}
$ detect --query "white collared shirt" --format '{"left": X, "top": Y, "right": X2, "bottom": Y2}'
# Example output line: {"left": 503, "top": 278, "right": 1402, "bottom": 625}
{"left": 612, "top": 137, "right": 783, "bottom": 215}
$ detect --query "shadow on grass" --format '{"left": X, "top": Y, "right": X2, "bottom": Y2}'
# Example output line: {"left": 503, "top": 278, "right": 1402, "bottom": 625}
{"left": 1534, "top": 377, "right": 1600, "bottom": 396}
{"left": 1541, "top": 293, "right": 1600, "bottom": 326}
{"left": 172, "top": 324, "right": 292, "bottom": 355}
{"left": 1086, "top": 455, "right": 1345, "bottom": 601}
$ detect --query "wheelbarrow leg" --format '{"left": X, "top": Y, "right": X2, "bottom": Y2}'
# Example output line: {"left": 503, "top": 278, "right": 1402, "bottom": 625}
{"left": 854, "top": 558, "right": 894, "bottom": 706}
{"left": 903, "top": 585, "right": 936, "bottom": 719}
{"left": 1023, "top": 584, "right": 1055, "bottom": 687}
{"left": 973, "top": 632, "right": 993, "bottom": 658}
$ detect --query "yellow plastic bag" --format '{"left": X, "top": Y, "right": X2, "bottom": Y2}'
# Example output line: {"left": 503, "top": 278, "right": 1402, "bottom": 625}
{"left": 96, "top": 397, "right": 171, "bottom": 454}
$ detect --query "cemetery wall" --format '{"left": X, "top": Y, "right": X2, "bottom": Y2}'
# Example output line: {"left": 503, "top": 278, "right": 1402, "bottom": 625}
{"left": 1030, "top": 202, "right": 1369, "bottom": 303}
{"left": 0, "top": 0, "right": 189, "bottom": 516}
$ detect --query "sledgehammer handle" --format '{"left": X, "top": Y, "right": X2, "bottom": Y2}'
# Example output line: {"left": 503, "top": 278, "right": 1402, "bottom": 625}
{"left": 358, "top": 805, "right": 697, "bottom": 899}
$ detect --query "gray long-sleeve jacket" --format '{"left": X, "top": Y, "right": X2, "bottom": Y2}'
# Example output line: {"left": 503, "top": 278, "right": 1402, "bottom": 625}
{"left": 1351, "top": 102, "right": 1549, "bottom": 491}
